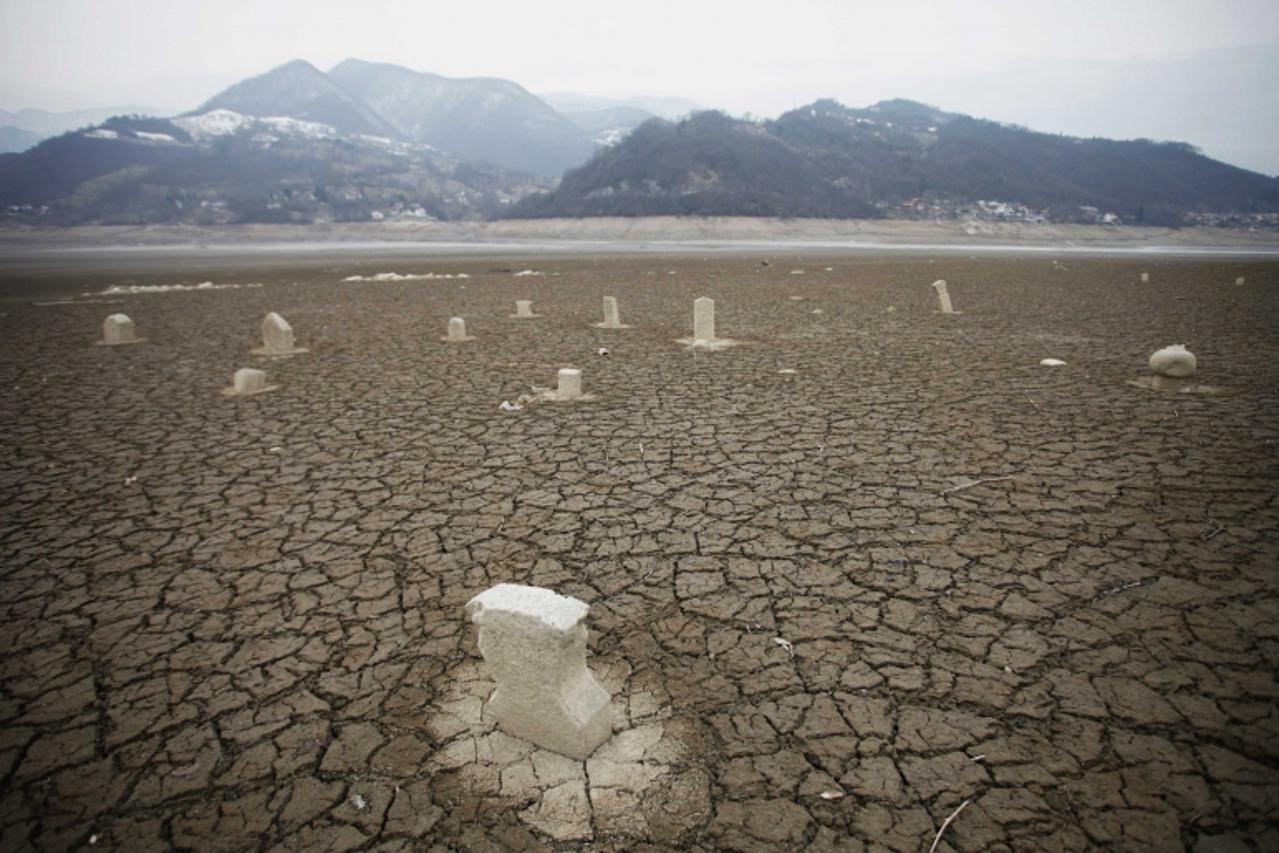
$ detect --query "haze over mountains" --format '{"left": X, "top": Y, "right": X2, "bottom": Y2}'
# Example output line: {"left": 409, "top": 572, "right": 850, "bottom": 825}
{"left": 0, "top": 56, "right": 1276, "bottom": 227}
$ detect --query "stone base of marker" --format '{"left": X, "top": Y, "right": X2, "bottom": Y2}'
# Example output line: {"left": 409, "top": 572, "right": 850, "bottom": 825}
{"left": 97, "top": 313, "right": 146, "bottom": 346}
{"left": 251, "top": 311, "right": 309, "bottom": 356}
{"left": 220, "top": 367, "right": 278, "bottom": 397}
{"left": 466, "top": 583, "right": 613, "bottom": 761}
{"left": 443, "top": 316, "right": 475, "bottom": 342}
{"left": 594, "top": 296, "right": 630, "bottom": 329}
{"left": 511, "top": 300, "right": 540, "bottom": 319}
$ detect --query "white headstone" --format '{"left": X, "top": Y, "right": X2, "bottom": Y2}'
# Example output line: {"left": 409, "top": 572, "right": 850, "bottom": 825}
{"left": 233, "top": 367, "right": 267, "bottom": 395}
{"left": 261, "top": 312, "right": 295, "bottom": 353}
{"left": 601, "top": 296, "right": 622, "bottom": 328}
{"left": 446, "top": 316, "right": 472, "bottom": 342}
{"left": 557, "top": 368, "right": 582, "bottom": 401}
{"left": 515, "top": 300, "right": 536, "bottom": 318}
{"left": 1236, "top": 276, "right": 1245, "bottom": 286}
{"left": 1149, "top": 344, "right": 1196, "bottom": 378}
{"left": 693, "top": 297, "right": 715, "bottom": 343}
{"left": 1141, "top": 272, "right": 1150, "bottom": 283}
{"left": 101, "top": 313, "right": 138, "bottom": 345}
{"left": 931, "top": 280, "right": 955, "bottom": 314}
{"left": 466, "top": 583, "right": 613, "bottom": 760}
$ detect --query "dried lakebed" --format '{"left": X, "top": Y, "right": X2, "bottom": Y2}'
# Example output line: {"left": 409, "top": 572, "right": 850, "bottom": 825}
{"left": 1, "top": 255, "right": 1277, "bottom": 851}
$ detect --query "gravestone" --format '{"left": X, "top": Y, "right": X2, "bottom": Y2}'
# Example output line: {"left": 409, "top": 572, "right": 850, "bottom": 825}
{"left": 233, "top": 368, "right": 267, "bottom": 395}
{"left": 99, "top": 314, "right": 143, "bottom": 345}
{"left": 1236, "top": 276, "right": 1245, "bottom": 286}
{"left": 466, "top": 583, "right": 613, "bottom": 760}
{"left": 693, "top": 296, "right": 715, "bottom": 342}
{"left": 261, "top": 312, "right": 296, "bottom": 354}
{"left": 557, "top": 368, "right": 582, "bottom": 401}
{"left": 514, "top": 300, "right": 537, "bottom": 318}
{"left": 445, "top": 316, "right": 474, "bottom": 342}
{"left": 931, "top": 280, "right": 956, "bottom": 314}
{"left": 597, "top": 296, "right": 628, "bottom": 328}
{"left": 1141, "top": 272, "right": 1150, "bottom": 282}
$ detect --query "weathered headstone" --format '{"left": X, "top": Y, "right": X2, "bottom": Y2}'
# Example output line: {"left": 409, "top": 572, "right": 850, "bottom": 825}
{"left": 233, "top": 367, "right": 268, "bottom": 395}
{"left": 931, "top": 280, "right": 956, "bottom": 314}
{"left": 557, "top": 368, "right": 582, "bottom": 401}
{"left": 261, "top": 312, "right": 296, "bottom": 353}
{"left": 1149, "top": 344, "right": 1196, "bottom": 378}
{"left": 1236, "top": 276, "right": 1246, "bottom": 286}
{"left": 465, "top": 583, "right": 613, "bottom": 760}
{"left": 514, "top": 300, "right": 537, "bottom": 318}
{"left": 693, "top": 296, "right": 715, "bottom": 343}
{"left": 99, "top": 313, "right": 143, "bottom": 345}
{"left": 598, "top": 296, "right": 626, "bottom": 328}
{"left": 222, "top": 366, "right": 276, "bottom": 397}
{"left": 1141, "top": 272, "right": 1150, "bottom": 283}
{"left": 445, "top": 316, "right": 474, "bottom": 342}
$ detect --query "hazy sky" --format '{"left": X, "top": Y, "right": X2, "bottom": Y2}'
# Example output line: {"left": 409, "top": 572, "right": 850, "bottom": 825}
{"left": 2, "top": 0, "right": 1278, "bottom": 170}
{"left": 0, "top": 0, "right": 1274, "bottom": 111}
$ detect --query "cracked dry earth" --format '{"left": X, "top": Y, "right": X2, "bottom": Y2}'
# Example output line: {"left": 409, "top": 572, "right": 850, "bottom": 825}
{"left": 1, "top": 254, "right": 1278, "bottom": 852}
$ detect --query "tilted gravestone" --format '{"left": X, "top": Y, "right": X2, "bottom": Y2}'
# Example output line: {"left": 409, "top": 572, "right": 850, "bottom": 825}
{"left": 931, "top": 280, "right": 956, "bottom": 314}
{"left": 465, "top": 583, "right": 612, "bottom": 760}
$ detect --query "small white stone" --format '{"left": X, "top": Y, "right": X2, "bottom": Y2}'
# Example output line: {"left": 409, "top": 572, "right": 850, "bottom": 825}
{"left": 1149, "top": 344, "right": 1196, "bottom": 378}
{"left": 1040, "top": 358, "right": 1067, "bottom": 367}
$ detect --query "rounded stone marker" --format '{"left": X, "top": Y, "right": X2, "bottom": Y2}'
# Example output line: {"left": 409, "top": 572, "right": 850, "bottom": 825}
{"left": 444, "top": 316, "right": 474, "bottom": 342}
{"left": 1141, "top": 272, "right": 1150, "bottom": 283}
{"left": 513, "top": 300, "right": 538, "bottom": 318}
{"left": 221, "top": 367, "right": 277, "bottom": 397}
{"left": 254, "top": 312, "right": 307, "bottom": 355}
{"left": 98, "top": 313, "right": 144, "bottom": 345}
{"left": 466, "top": 583, "right": 613, "bottom": 761}
{"left": 1149, "top": 344, "right": 1196, "bottom": 378}
{"left": 1236, "top": 276, "right": 1245, "bottom": 286}
{"left": 557, "top": 368, "right": 582, "bottom": 401}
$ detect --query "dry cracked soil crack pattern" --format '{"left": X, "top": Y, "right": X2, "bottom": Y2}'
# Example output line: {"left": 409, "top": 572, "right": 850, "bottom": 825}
{"left": 0, "top": 255, "right": 1277, "bottom": 852}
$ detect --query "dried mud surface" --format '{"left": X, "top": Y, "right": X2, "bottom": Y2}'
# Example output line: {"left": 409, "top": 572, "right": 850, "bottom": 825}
{"left": 1, "top": 255, "right": 1277, "bottom": 852}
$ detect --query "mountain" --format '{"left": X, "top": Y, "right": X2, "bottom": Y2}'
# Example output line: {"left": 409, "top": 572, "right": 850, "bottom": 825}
{"left": 510, "top": 99, "right": 1279, "bottom": 224}
{"left": 329, "top": 59, "right": 594, "bottom": 176}
{"left": 0, "top": 126, "right": 42, "bottom": 154}
{"left": 510, "top": 110, "right": 878, "bottom": 219}
{"left": 541, "top": 93, "right": 703, "bottom": 120}
{"left": 192, "top": 59, "right": 398, "bottom": 139}
{"left": 0, "top": 105, "right": 174, "bottom": 137}
{"left": 892, "top": 44, "right": 1279, "bottom": 178}
{"left": 559, "top": 105, "right": 657, "bottom": 147}
{"left": 0, "top": 110, "right": 544, "bottom": 225}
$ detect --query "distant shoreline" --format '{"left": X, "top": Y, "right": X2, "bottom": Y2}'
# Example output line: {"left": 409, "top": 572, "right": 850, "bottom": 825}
{"left": 1, "top": 217, "right": 1276, "bottom": 259}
